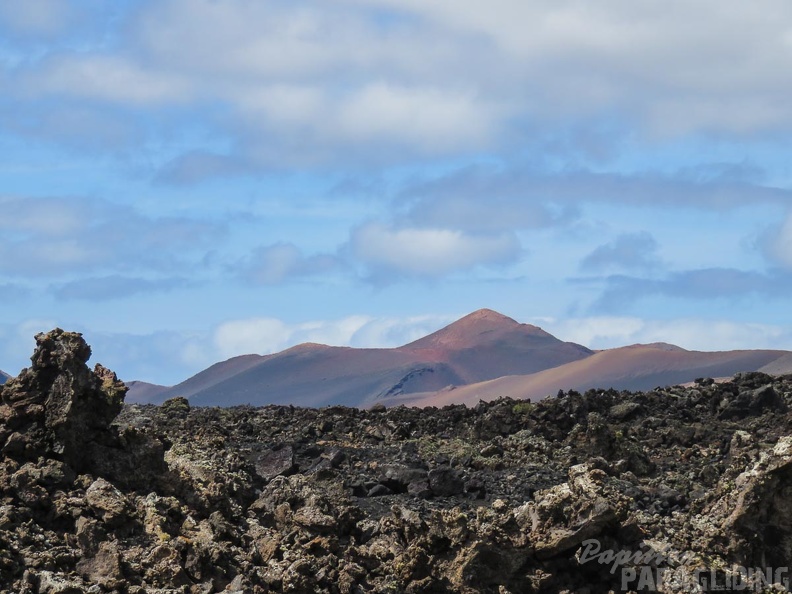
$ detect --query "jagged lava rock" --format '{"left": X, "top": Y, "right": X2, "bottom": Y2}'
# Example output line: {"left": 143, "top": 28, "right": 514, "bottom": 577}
{"left": 0, "top": 329, "right": 125, "bottom": 468}
{"left": 0, "top": 328, "right": 166, "bottom": 491}
{"left": 4, "top": 331, "right": 792, "bottom": 592}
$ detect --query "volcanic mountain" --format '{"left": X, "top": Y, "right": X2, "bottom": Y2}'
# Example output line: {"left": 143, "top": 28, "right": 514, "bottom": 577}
{"left": 126, "top": 309, "right": 792, "bottom": 408}
{"left": 402, "top": 309, "right": 593, "bottom": 383}
{"left": 398, "top": 342, "right": 789, "bottom": 407}
{"left": 128, "top": 309, "right": 593, "bottom": 407}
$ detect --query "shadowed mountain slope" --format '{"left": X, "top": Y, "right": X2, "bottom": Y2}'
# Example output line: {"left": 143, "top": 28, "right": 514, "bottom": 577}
{"left": 187, "top": 344, "right": 464, "bottom": 408}
{"left": 0, "top": 370, "right": 9, "bottom": 385}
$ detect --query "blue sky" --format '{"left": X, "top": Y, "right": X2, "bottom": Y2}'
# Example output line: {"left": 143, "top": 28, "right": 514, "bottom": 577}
{"left": 2, "top": 0, "right": 792, "bottom": 385}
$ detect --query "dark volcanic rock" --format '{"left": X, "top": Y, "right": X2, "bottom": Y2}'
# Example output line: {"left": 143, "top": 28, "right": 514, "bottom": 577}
{"left": 76, "top": 540, "right": 125, "bottom": 589}
{"left": 0, "top": 329, "right": 167, "bottom": 495}
{"left": 378, "top": 463, "right": 428, "bottom": 494}
{"left": 253, "top": 445, "right": 296, "bottom": 481}
{"left": 428, "top": 465, "right": 465, "bottom": 497}
{"left": 718, "top": 382, "right": 787, "bottom": 419}
{"left": 0, "top": 329, "right": 126, "bottom": 471}
{"left": 367, "top": 483, "right": 392, "bottom": 497}
{"left": 4, "top": 330, "right": 792, "bottom": 592}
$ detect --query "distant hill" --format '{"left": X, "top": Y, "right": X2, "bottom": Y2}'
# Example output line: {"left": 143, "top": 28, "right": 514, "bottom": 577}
{"left": 125, "top": 309, "right": 792, "bottom": 408}
{"left": 155, "top": 353, "right": 266, "bottom": 400}
{"left": 127, "top": 309, "right": 592, "bottom": 406}
{"left": 396, "top": 343, "right": 790, "bottom": 407}
{"left": 0, "top": 370, "right": 9, "bottom": 385}
{"left": 123, "top": 381, "right": 169, "bottom": 404}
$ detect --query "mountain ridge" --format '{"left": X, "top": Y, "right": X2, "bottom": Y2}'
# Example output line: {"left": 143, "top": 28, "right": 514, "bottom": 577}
{"left": 125, "top": 309, "right": 792, "bottom": 407}
{"left": 130, "top": 309, "right": 592, "bottom": 406}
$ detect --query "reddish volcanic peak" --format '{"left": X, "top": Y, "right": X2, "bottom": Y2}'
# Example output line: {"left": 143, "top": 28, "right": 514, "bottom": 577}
{"left": 404, "top": 308, "right": 551, "bottom": 350}
{"left": 458, "top": 308, "right": 520, "bottom": 327}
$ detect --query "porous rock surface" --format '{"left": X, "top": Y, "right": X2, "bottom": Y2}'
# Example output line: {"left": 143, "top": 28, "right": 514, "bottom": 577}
{"left": 2, "top": 330, "right": 792, "bottom": 593}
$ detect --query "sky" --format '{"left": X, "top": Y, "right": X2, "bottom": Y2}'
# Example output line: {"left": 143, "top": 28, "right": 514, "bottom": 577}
{"left": 2, "top": 0, "right": 792, "bottom": 385}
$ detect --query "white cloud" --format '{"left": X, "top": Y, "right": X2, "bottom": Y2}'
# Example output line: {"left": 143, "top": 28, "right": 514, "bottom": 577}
{"left": 212, "top": 313, "right": 451, "bottom": 360}
{"left": 24, "top": 55, "right": 191, "bottom": 105}
{"left": 9, "top": 0, "right": 792, "bottom": 168}
{"left": 214, "top": 318, "right": 293, "bottom": 359}
{"left": 233, "top": 82, "right": 500, "bottom": 164}
{"left": 536, "top": 316, "right": 645, "bottom": 349}
{"left": 0, "top": 196, "right": 226, "bottom": 278}
{"left": 334, "top": 83, "right": 496, "bottom": 151}
{"left": 540, "top": 316, "right": 792, "bottom": 352}
{"left": 349, "top": 222, "right": 522, "bottom": 277}
{"left": 132, "top": 0, "right": 357, "bottom": 80}
{"left": 348, "top": 315, "right": 454, "bottom": 347}
{"left": 238, "top": 85, "right": 326, "bottom": 126}
{"left": 240, "top": 243, "right": 342, "bottom": 285}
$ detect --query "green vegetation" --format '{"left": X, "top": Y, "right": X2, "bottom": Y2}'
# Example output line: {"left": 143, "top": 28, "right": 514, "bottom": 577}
{"left": 512, "top": 401, "right": 535, "bottom": 415}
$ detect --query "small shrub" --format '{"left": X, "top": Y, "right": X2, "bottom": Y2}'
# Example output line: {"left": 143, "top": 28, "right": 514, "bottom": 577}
{"left": 512, "top": 401, "right": 534, "bottom": 415}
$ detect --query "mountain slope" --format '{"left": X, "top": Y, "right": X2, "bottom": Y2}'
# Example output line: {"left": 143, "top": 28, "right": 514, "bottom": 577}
{"left": 759, "top": 352, "right": 792, "bottom": 376}
{"left": 0, "top": 370, "right": 9, "bottom": 385}
{"left": 402, "top": 309, "right": 593, "bottom": 383}
{"left": 159, "top": 353, "right": 267, "bottom": 400}
{"left": 124, "top": 381, "right": 169, "bottom": 404}
{"left": 188, "top": 344, "right": 465, "bottom": 407}
{"left": 399, "top": 344, "right": 790, "bottom": 407}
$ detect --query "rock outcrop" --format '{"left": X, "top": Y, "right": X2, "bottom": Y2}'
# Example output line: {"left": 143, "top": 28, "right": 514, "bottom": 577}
{"left": 1, "top": 329, "right": 124, "bottom": 467}
{"left": 0, "top": 329, "right": 165, "bottom": 491}
{"left": 2, "top": 332, "right": 792, "bottom": 592}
